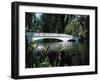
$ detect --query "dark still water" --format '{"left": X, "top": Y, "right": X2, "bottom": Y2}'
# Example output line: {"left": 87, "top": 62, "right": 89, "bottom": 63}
{"left": 26, "top": 40, "right": 89, "bottom": 68}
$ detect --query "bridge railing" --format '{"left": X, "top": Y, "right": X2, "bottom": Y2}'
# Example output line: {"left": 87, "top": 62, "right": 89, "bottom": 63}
{"left": 26, "top": 32, "right": 73, "bottom": 38}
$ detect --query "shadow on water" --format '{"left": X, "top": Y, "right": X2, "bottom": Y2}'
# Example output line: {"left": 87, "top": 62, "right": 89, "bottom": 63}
{"left": 26, "top": 39, "right": 89, "bottom": 68}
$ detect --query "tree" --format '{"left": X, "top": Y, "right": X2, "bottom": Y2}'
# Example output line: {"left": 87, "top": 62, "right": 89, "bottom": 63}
{"left": 41, "top": 13, "right": 66, "bottom": 33}
{"left": 64, "top": 15, "right": 89, "bottom": 42}
{"left": 25, "top": 13, "right": 33, "bottom": 32}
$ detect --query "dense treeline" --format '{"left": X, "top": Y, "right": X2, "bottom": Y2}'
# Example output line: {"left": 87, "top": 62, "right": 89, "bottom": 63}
{"left": 25, "top": 12, "right": 89, "bottom": 42}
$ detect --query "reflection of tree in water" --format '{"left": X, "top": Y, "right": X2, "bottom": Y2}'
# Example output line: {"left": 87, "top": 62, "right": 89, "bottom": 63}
{"left": 68, "top": 51, "right": 82, "bottom": 66}
{"left": 47, "top": 49, "right": 82, "bottom": 67}
{"left": 25, "top": 41, "right": 83, "bottom": 68}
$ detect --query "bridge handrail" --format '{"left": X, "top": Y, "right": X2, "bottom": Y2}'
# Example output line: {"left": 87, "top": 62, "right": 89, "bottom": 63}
{"left": 26, "top": 32, "right": 73, "bottom": 38}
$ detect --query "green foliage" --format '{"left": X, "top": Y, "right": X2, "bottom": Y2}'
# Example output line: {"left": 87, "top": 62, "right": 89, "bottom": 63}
{"left": 64, "top": 15, "right": 89, "bottom": 42}
{"left": 26, "top": 41, "right": 39, "bottom": 68}
{"left": 26, "top": 41, "right": 51, "bottom": 68}
{"left": 26, "top": 42, "right": 64, "bottom": 68}
{"left": 65, "top": 19, "right": 81, "bottom": 36}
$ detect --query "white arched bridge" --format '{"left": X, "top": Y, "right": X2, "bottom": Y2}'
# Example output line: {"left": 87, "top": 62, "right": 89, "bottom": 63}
{"left": 26, "top": 32, "right": 80, "bottom": 43}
